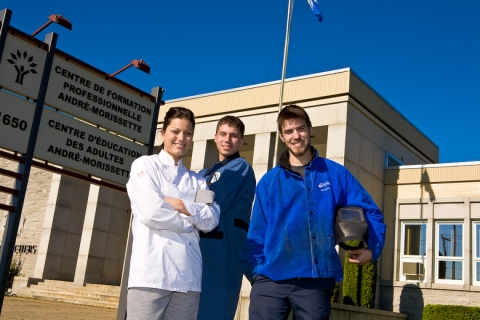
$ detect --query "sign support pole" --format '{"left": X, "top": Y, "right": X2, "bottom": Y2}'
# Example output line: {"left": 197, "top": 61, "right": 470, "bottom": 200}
{"left": 0, "top": 31, "right": 57, "bottom": 314}
{"left": 0, "top": 9, "right": 12, "bottom": 61}
{"left": 147, "top": 87, "right": 164, "bottom": 154}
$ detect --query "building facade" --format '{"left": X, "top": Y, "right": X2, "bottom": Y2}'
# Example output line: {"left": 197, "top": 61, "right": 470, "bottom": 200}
{"left": 382, "top": 162, "right": 480, "bottom": 320}
{"left": 2, "top": 68, "right": 462, "bottom": 319}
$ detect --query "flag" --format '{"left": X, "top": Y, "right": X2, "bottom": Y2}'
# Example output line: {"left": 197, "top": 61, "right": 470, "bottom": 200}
{"left": 307, "top": 0, "right": 323, "bottom": 22}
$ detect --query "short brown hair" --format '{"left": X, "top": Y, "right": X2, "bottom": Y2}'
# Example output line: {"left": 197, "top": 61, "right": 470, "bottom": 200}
{"left": 216, "top": 115, "right": 245, "bottom": 138}
{"left": 277, "top": 104, "right": 312, "bottom": 132}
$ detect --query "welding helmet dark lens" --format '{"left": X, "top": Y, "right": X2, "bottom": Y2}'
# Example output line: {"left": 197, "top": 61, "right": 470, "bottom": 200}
{"left": 334, "top": 207, "right": 369, "bottom": 250}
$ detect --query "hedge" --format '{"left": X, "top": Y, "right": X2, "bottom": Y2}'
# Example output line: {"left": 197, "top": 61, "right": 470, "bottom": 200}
{"left": 423, "top": 304, "right": 480, "bottom": 320}
{"left": 341, "top": 240, "right": 377, "bottom": 308}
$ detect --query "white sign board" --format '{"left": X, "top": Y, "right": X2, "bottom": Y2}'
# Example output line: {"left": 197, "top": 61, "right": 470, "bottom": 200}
{"left": 0, "top": 33, "right": 46, "bottom": 99}
{"left": 35, "top": 109, "right": 148, "bottom": 185}
{"left": 45, "top": 56, "right": 155, "bottom": 144}
{"left": 0, "top": 90, "right": 35, "bottom": 153}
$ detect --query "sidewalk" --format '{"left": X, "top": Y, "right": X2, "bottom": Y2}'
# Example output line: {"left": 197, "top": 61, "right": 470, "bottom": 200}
{"left": 1, "top": 296, "right": 117, "bottom": 319}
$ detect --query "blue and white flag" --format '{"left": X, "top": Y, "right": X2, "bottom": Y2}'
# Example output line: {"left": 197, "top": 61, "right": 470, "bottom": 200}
{"left": 307, "top": 0, "right": 323, "bottom": 22}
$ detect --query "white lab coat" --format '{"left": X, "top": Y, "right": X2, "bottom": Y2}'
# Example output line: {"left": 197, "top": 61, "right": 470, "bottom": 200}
{"left": 126, "top": 150, "right": 220, "bottom": 292}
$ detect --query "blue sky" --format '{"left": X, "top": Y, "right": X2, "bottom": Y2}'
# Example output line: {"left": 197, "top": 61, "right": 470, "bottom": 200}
{"left": 2, "top": 1, "right": 480, "bottom": 163}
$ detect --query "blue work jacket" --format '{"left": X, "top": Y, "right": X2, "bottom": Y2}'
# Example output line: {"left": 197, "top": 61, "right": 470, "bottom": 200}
{"left": 199, "top": 153, "right": 256, "bottom": 272}
{"left": 247, "top": 148, "right": 386, "bottom": 282}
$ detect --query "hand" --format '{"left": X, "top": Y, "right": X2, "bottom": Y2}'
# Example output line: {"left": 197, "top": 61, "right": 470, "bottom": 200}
{"left": 164, "top": 197, "right": 191, "bottom": 216}
{"left": 347, "top": 248, "right": 372, "bottom": 266}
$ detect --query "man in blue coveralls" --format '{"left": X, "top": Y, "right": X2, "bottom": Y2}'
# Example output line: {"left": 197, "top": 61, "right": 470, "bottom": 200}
{"left": 197, "top": 115, "right": 256, "bottom": 320}
{"left": 246, "top": 105, "right": 386, "bottom": 320}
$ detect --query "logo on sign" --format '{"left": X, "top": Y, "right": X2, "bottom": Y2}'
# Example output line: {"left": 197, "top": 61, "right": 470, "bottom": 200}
{"left": 7, "top": 50, "right": 38, "bottom": 85}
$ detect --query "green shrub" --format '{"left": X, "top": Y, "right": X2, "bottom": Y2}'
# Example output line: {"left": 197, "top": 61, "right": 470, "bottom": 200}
{"left": 359, "top": 261, "right": 377, "bottom": 308}
{"left": 8, "top": 255, "right": 23, "bottom": 288}
{"left": 342, "top": 252, "right": 359, "bottom": 306}
{"left": 341, "top": 240, "right": 377, "bottom": 308}
{"left": 423, "top": 304, "right": 480, "bottom": 320}
{"left": 331, "top": 281, "right": 339, "bottom": 303}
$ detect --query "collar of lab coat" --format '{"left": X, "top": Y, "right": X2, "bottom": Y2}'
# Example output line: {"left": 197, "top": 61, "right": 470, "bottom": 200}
{"left": 158, "top": 149, "right": 185, "bottom": 168}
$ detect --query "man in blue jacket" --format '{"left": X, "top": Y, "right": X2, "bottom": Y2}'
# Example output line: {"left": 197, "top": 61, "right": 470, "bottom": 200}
{"left": 247, "top": 105, "right": 386, "bottom": 320}
{"left": 197, "top": 116, "right": 256, "bottom": 320}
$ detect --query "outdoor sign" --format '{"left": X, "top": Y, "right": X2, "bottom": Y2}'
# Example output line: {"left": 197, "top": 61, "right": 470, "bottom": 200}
{"left": 0, "top": 8, "right": 161, "bottom": 314}
{"left": 45, "top": 55, "right": 155, "bottom": 144}
{"left": 0, "top": 26, "right": 158, "bottom": 185}
{"left": 0, "top": 90, "right": 35, "bottom": 154}
{"left": 0, "top": 33, "right": 46, "bottom": 98}
{"left": 35, "top": 108, "right": 148, "bottom": 185}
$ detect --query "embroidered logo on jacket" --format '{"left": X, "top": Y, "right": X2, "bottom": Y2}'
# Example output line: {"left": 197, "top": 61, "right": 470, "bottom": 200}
{"left": 318, "top": 181, "right": 331, "bottom": 191}
{"left": 210, "top": 171, "right": 221, "bottom": 183}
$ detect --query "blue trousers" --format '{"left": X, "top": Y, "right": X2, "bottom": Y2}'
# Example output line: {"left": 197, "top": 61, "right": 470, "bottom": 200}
{"left": 249, "top": 275, "right": 335, "bottom": 320}
{"left": 197, "top": 237, "right": 243, "bottom": 320}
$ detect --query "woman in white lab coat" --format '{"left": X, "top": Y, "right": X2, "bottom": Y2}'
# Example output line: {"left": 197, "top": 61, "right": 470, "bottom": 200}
{"left": 126, "top": 107, "right": 220, "bottom": 320}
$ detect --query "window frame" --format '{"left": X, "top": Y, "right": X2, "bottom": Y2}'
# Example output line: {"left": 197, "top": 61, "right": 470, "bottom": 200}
{"left": 385, "top": 152, "right": 403, "bottom": 167}
{"left": 473, "top": 222, "right": 480, "bottom": 286}
{"left": 399, "top": 221, "right": 427, "bottom": 282}
{"left": 435, "top": 221, "right": 464, "bottom": 284}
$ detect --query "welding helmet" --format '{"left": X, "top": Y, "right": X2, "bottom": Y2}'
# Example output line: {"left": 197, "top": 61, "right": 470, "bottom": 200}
{"left": 334, "top": 206, "right": 369, "bottom": 251}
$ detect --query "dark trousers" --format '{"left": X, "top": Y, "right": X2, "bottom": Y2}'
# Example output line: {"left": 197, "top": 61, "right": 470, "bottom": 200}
{"left": 249, "top": 275, "right": 335, "bottom": 320}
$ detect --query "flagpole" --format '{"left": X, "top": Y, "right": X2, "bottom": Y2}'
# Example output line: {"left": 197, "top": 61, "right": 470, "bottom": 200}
{"left": 273, "top": 0, "right": 294, "bottom": 166}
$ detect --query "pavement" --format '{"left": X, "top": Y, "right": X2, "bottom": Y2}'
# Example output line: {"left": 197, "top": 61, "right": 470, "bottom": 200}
{"left": 0, "top": 296, "right": 118, "bottom": 319}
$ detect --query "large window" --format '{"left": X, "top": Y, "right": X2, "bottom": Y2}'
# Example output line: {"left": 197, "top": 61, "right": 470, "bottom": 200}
{"left": 436, "top": 223, "right": 463, "bottom": 283}
{"left": 400, "top": 222, "right": 426, "bottom": 281}
{"left": 473, "top": 223, "right": 480, "bottom": 285}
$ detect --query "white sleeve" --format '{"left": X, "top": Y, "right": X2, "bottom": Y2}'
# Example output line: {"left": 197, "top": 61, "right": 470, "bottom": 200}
{"left": 126, "top": 158, "right": 193, "bottom": 233}
{"left": 181, "top": 177, "right": 220, "bottom": 232}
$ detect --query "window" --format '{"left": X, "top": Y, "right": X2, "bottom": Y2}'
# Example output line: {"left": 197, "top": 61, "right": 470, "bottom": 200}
{"left": 404, "top": 224, "right": 426, "bottom": 256}
{"left": 385, "top": 152, "right": 403, "bottom": 167}
{"left": 400, "top": 222, "right": 426, "bottom": 281}
{"left": 436, "top": 223, "right": 463, "bottom": 283}
{"left": 473, "top": 223, "right": 480, "bottom": 285}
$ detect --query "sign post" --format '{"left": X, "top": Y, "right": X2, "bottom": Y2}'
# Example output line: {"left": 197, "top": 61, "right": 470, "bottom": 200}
{"left": 0, "top": 9, "right": 11, "bottom": 65}
{"left": 0, "top": 31, "right": 57, "bottom": 313}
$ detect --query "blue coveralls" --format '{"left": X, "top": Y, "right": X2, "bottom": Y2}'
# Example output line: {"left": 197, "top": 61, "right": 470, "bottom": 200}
{"left": 197, "top": 152, "right": 256, "bottom": 320}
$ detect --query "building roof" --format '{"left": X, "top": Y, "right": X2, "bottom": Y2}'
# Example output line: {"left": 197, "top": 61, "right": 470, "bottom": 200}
{"left": 162, "top": 68, "right": 439, "bottom": 163}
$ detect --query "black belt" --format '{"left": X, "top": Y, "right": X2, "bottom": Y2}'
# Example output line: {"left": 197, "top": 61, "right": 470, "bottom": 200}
{"left": 200, "top": 218, "right": 249, "bottom": 240}
{"left": 233, "top": 218, "right": 249, "bottom": 232}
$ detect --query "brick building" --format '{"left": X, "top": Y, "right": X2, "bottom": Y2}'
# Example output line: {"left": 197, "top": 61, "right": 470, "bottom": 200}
{"left": 382, "top": 162, "right": 480, "bottom": 319}
{"left": 2, "top": 68, "right": 478, "bottom": 319}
